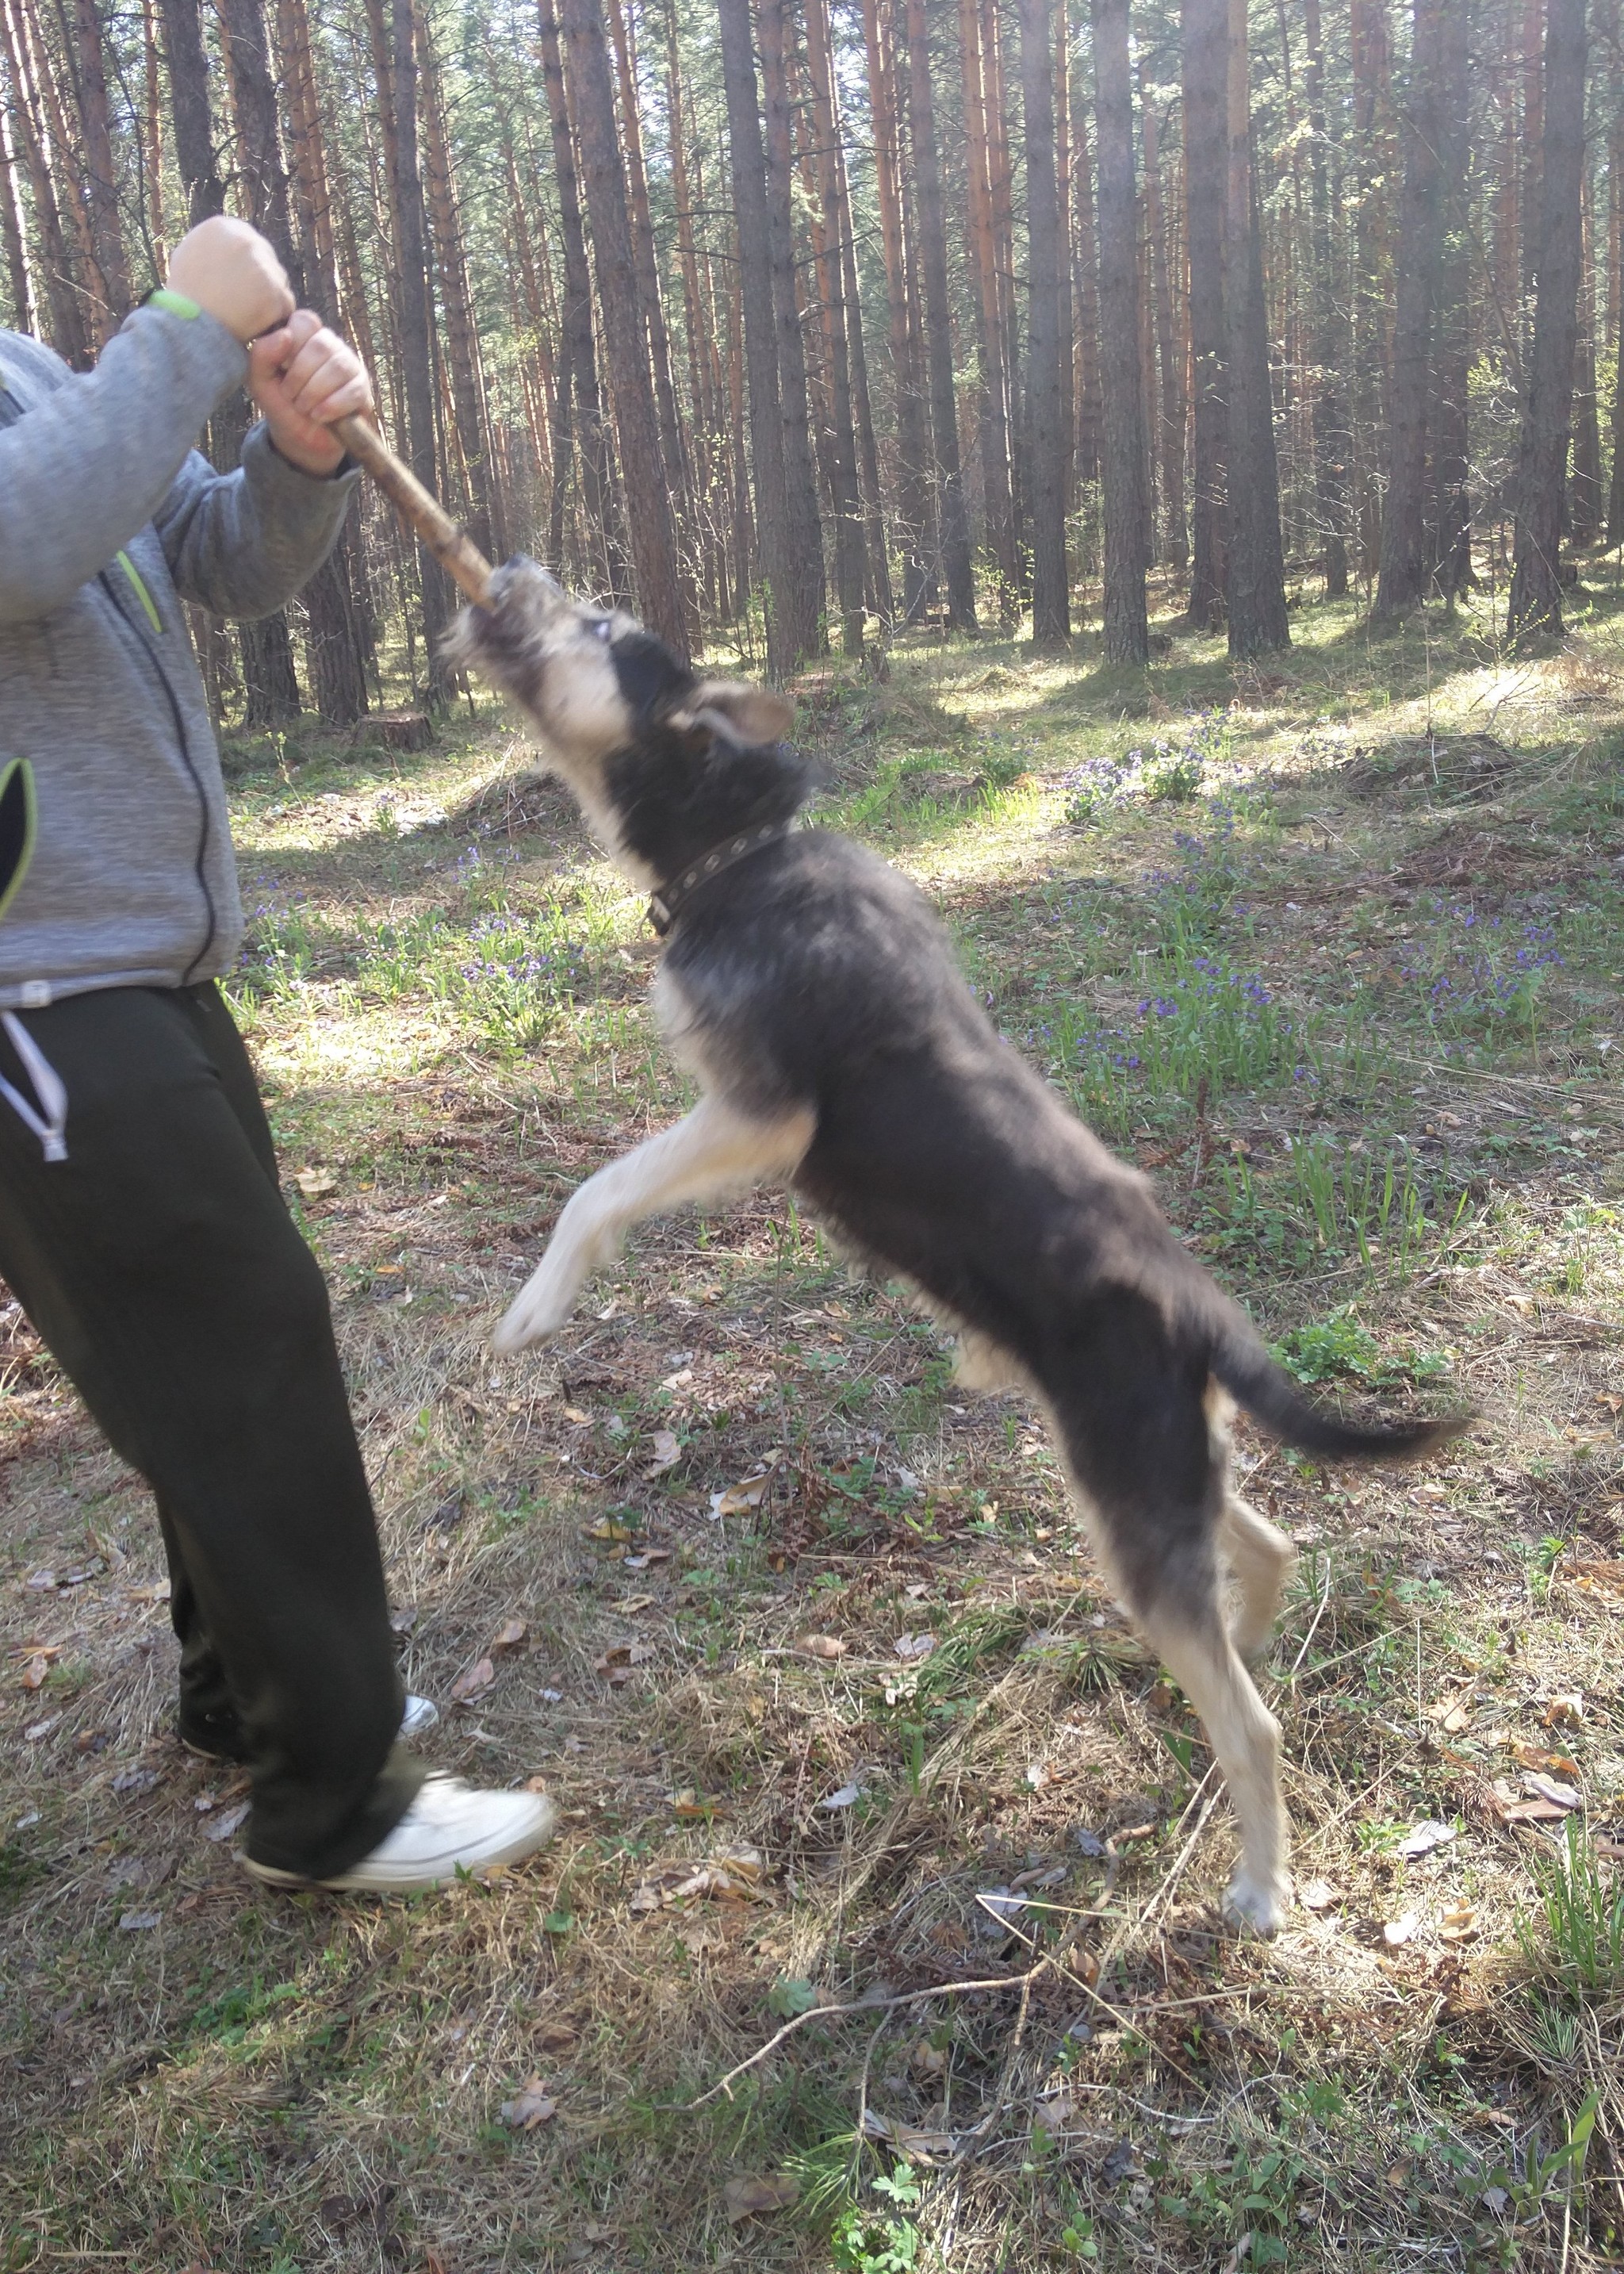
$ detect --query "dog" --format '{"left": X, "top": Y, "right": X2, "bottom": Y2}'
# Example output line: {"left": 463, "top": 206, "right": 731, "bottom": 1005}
{"left": 445, "top": 561, "right": 1460, "bottom": 1935}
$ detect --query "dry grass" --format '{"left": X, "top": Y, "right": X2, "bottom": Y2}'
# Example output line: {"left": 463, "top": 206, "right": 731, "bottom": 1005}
{"left": 2, "top": 587, "right": 1623, "bottom": 2271}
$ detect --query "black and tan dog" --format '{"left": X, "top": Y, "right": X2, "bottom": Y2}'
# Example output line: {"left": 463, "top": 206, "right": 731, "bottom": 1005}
{"left": 446, "top": 562, "right": 1458, "bottom": 1936}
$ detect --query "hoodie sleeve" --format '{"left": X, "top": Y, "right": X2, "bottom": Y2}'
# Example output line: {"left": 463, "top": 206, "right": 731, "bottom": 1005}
{"left": 154, "top": 421, "right": 362, "bottom": 621}
{"left": 0, "top": 304, "right": 247, "bottom": 625}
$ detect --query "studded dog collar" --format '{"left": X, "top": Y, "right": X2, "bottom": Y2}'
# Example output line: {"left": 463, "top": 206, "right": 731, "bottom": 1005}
{"left": 646, "top": 819, "right": 792, "bottom": 937}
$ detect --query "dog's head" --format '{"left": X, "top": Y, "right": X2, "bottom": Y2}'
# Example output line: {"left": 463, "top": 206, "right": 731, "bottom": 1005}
{"left": 443, "top": 558, "right": 792, "bottom": 771}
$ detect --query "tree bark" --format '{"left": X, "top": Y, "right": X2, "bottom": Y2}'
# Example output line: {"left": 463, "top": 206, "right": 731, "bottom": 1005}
{"left": 0, "top": 37, "right": 35, "bottom": 328}
{"left": 1350, "top": 0, "right": 1396, "bottom": 583}
{"left": 1374, "top": 0, "right": 1446, "bottom": 618}
{"left": 562, "top": 0, "right": 688, "bottom": 655}
{"left": 1182, "top": 0, "right": 1226, "bottom": 628}
{"left": 902, "top": 0, "right": 975, "bottom": 629}
{"left": 1570, "top": 163, "right": 1603, "bottom": 541}
{"left": 1021, "top": 0, "right": 1068, "bottom": 639}
{"left": 1222, "top": 0, "right": 1290, "bottom": 656}
{"left": 537, "top": 0, "right": 625, "bottom": 596}
{"left": 1140, "top": 77, "right": 1187, "bottom": 574}
{"left": 1072, "top": 89, "right": 1102, "bottom": 489}
{"left": 1427, "top": 0, "right": 1474, "bottom": 596}
{"left": 802, "top": 0, "right": 866, "bottom": 653}
{"left": 1510, "top": 0, "right": 1588, "bottom": 643}
{"left": 960, "top": 0, "right": 1019, "bottom": 615}
{"left": 389, "top": 0, "right": 452, "bottom": 701}
{"left": 718, "top": 0, "right": 798, "bottom": 676}
{"left": 70, "top": 0, "right": 131, "bottom": 325}
{"left": 1303, "top": 0, "right": 1349, "bottom": 596}
{"left": 860, "top": 0, "right": 931, "bottom": 619}
{"left": 1092, "top": 0, "right": 1148, "bottom": 663}
{"left": 2, "top": 0, "right": 90, "bottom": 362}
{"left": 756, "top": 0, "right": 825, "bottom": 654}
{"left": 416, "top": 0, "right": 500, "bottom": 558}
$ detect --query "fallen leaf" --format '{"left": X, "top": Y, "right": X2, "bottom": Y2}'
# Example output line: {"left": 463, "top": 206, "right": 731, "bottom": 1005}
{"left": 293, "top": 1168, "right": 336, "bottom": 1198}
{"left": 893, "top": 1632, "right": 936, "bottom": 1661}
{"left": 1523, "top": 1772, "right": 1582, "bottom": 1811}
{"left": 1511, "top": 1740, "right": 1582, "bottom": 1777}
{"left": 1025, "top": 1762, "right": 1053, "bottom": 1792}
{"left": 118, "top": 1909, "right": 162, "bottom": 1931}
{"left": 1300, "top": 1879, "right": 1340, "bottom": 1912}
{"left": 818, "top": 1782, "right": 864, "bottom": 1811}
{"left": 1431, "top": 1697, "right": 1473, "bottom": 1735}
{"left": 450, "top": 1658, "right": 496, "bottom": 1703}
{"left": 112, "top": 1768, "right": 159, "bottom": 1796}
{"left": 23, "top": 1714, "right": 60, "bottom": 1743}
{"left": 1396, "top": 1820, "right": 1457, "bottom": 1859}
{"left": 201, "top": 1801, "right": 251, "bottom": 1844}
{"left": 723, "top": 2174, "right": 798, "bottom": 2222}
{"left": 911, "top": 2038, "right": 948, "bottom": 2077}
{"left": 24, "top": 1570, "right": 56, "bottom": 1591}
{"left": 796, "top": 1633, "right": 847, "bottom": 1660}
{"left": 594, "top": 1640, "right": 655, "bottom": 1684}
{"left": 489, "top": 1616, "right": 529, "bottom": 1656}
{"left": 534, "top": 2020, "right": 577, "bottom": 2055}
{"left": 499, "top": 2075, "right": 557, "bottom": 2130}
{"left": 710, "top": 1471, "right": 771, "bottom": 1520}
{"left": 860, "top": 2110, "right": 956, "bottom": 2160}
{"left": 19, "top": 1655, "right": 48, "bottom": 1690}
{"left": 630, "top": 1846, "right": 768, "bottom": 1912}
{"left": 585, "top": 1517, "right": 636, "bottom": 1543}
{"left": 1382, "top": 1913, "right": 1419, "bottom": 1947}
{"left": 622, "top": 1549, "right": 672, "bottom": 1570}
{"left": 645, "top": 1428, "right": 682, "bottom": 1478}
{"left": 1542, "top": 1693, "right": 1585, "bottom": 1728}
{"left": 671, "top": 1789, "right": 726, "bottom": 1820}
{"left": 1439, "top": 1904, "right": 1480, "bottom": 1945}
{"left": 563, "top": 1407, "right": 592, "bottom": 1427}
{"left": 1480, "top": 2187, "right": 1510, "bottom": 2217}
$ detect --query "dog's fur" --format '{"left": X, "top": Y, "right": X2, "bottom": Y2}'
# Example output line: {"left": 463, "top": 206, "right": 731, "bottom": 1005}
{"left": 445, "top": 561, "right": 1461, "bottom": 1935}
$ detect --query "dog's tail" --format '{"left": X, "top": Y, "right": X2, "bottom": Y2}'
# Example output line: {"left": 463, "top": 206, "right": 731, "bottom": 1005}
{"left": 1207, "top": 1306, "right": 1466, "bottom": 1463}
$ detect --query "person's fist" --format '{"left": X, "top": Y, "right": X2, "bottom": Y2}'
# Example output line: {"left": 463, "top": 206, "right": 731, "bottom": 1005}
{"left": 167, "top": 217, "right": 294, "bottom": 343}
{"left": 247, "top": 309, "right": 373, "bottom": 477}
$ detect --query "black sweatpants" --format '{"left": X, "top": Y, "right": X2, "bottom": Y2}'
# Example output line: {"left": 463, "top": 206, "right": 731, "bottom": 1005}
{"left": 0, "top": 983, "right": 423, "bottom": 1877}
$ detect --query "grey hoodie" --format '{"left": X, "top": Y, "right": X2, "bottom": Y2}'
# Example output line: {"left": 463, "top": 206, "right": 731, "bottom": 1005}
{"left": 0, "top": 300, "right": 360, "bottom": 1010}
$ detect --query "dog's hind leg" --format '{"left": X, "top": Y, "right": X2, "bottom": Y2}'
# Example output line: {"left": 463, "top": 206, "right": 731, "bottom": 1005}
{"left": 1220, "top": 1497, "right": 1297, "bottom": 1665}
{"left": 493, "top": 1095, "right": 814, "bottom": 1354}
{"left": 1137, "top": 1599, "right": 1289, "bottom": 1936}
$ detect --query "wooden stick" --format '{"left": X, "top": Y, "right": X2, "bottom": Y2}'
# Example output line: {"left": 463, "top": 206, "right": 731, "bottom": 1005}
{"left": 333, "top": 413, "right": 495, "bottom": 606}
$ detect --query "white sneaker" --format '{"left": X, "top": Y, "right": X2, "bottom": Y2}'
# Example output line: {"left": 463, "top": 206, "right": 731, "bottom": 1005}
{"left": 244, "top": 1774, "right": 557, "bottom": 1892}
{"left": 400, "top": 1693, "right": 439, "bottom": 1739}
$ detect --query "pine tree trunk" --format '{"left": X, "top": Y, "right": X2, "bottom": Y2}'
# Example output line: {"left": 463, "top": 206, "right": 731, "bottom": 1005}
{"left": 902, "top": 0, "right": 976, "bottom": 628}
{"left": 1092, "top": 0, "right": 1148, "bottom": 663}
{"left": 718, "top": 0, "right": 799, "bottom": 676}
{"left": 757, "top": 0, "right": 826, "bottom": 654}
{"left": 416, "top": 0, "right": 500, "bottom": 558}
{"left": 1303, "top": 0, "right": 1349, "bottom": 596}
{"left": 1374, "top": 0, "right": 1446, "bottom": 619}
{"left": 0, "top": 48, "right": 35, "bottom": 327}
{"left": 960, "top": 0, "right": 1019, "bottom": 616}
{"left": 860, "top": 0, "right": 931, "bottom": 618}
{"left": 1570, "top": 164, "right": 1603, "bottom": 541}
{"left": 1140, "top": 79, "right": 1188, "bottom": 575}
{"left": 389, "top": 0, "right": 452, "bottom": 701}
{"left": 1509, "top": 0, "right": 1588, "bottom": 644}
{"left": 1427, "top": 0, "right": 1474, "bottom": 596}
{"left": 23, "top": 0, "right": 107, "bottom": 350}
{"left": 1072, "top": 92, "right": 1102, "bottom": 489}
{"left": 537, "top": 0, "right": 625, "bottom": 596}
{"left": 829, "top": 90, "right": 895, "bottom": 623}
{"left": 1182, "top": 0, "right": 1226, "bottom": 628}
{"left": 2, "top": 0, "right": 90, "bottom": 362}
{"left": 802, "top": 0, "right": 866, "bottom": 654}
{"left": 1223, "top": 0, "right": 1290, "bottom": 656}
{"left": 1022, "top": 0, "right": 1068, "bottom": 640}
{"left": 71, "top": 0, "right": 130, "bottom": 324}
{"left": 1350, "top": 0, "right": 1395, "bottom": 585}
{"left": 562, "top": 0, "right": 688, "bottom": 654}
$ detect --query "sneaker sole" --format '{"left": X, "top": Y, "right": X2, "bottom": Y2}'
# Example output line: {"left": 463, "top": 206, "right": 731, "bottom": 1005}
{"left": 244, "top": 1795, "right": 558, "bottom": 1892}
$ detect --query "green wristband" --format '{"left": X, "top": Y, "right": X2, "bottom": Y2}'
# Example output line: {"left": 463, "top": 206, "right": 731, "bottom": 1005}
{"left": 147, "top": 286, "right": 201, "bottom": 320}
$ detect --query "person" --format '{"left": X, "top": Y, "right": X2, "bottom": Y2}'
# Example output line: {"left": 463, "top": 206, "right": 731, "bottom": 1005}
{"left": 0, "top": 216, "right": 554, "bottom": 1890}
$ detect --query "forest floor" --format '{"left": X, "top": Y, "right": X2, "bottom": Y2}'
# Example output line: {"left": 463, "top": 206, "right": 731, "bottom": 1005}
{"left": 2, "top": 577, "right": 1623, "bottom": 2273}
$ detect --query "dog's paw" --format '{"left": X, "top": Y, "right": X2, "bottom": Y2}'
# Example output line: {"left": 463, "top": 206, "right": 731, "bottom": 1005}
{"left": 1222, "top": 1871, "right": 1290, "bottom": 1938}
{"left": 492, "top": 1275, "right": 575, "bottom": 1356}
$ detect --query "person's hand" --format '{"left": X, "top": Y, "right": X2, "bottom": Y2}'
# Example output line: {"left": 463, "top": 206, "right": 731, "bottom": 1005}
{"left": 167, "top": 217, "right": 293, "bottom": 343}
{"left": 247, "top": 309, "right": 374, "bottom": 477}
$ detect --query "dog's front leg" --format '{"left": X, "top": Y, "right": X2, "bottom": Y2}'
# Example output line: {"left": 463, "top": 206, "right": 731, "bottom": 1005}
{"left": 493, "top": 1095, "right": 816, "bottom": 1354}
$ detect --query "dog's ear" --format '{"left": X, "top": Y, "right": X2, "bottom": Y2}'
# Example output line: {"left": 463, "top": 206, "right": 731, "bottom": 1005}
{"left": 672, "top": 679, "right": 794, "bottom": 748}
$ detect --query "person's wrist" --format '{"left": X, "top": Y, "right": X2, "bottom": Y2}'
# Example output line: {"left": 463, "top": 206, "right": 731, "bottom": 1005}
{"left": 263, "top": 420, "right": 346, "bottom": 477}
